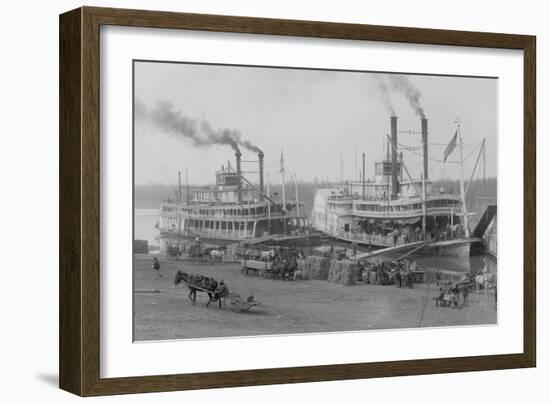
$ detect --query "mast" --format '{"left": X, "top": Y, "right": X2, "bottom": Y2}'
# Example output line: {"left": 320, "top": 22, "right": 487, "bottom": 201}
{"left": 362, "top": 153, "right": 366, "bottom": 200}
{"left": 281, "top": 150, "right": 287, "bottom": 234}
{"left": 340, "top": 149, "right": 343, "bottom": 189}
{"left": 354, "top": 148, "right": 358, "bottom": 181}
{"left": 422, "top": 172, "right": 427, "bottom": 240}
{"left": 465, "top": 138, "right": 486, "bottom": 197}
{"left": 185, "top": 168, "right": 189, "bottom": 203}
{"left": 177, "top": 171, "right": 182, "bottom": 233}
{"left": 421, "top": 118, "right": 429, "bottom": 240}
{"left": 178, "top": 171, "right": 182, "bottom": 202}
{"left": 293, "top": 173, "right": 300, "bottom": 219}
{"left": 456, "top": 118, "right": 470, "bottom": 238}
{"left": 281, "top": 150, "right": 286, "bottom": 209}
{"left": 267, "top": 172, "right": 271, "bottom": 234}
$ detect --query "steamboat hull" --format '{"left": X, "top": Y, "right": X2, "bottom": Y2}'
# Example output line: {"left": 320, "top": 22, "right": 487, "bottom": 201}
{"left": 423, "top": 238, "right": 482, "bottom": 257}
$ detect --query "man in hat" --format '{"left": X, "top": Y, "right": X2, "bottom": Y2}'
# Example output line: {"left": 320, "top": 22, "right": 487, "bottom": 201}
{"left": 214, "top": 280, "right": 229, "bottom": 307}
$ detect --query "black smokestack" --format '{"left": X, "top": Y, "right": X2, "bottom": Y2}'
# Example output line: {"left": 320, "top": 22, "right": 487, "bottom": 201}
{"left": 235, "top": 149, "right": 242, "bottom": 203}
{"left": 421, "top": 118, "right": 428, "bottom": 180}
{"left": 390, "top": 116, "right": 398, "bottom": 196}
{"left": 136, "top": 101, "right": 263, "bottom": 154}
{"left": 258, "top": 151, "right": 264, "bottom": 200}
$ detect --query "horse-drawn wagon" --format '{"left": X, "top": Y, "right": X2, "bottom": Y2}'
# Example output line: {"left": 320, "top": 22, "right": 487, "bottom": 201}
{"left": 174, "top": 270, "right": 262, "bottom": 313}
{"left": 241, "top": 258, "right": 297, "bottom": 280}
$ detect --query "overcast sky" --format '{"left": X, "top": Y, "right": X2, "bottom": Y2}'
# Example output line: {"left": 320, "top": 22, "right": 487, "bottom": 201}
{"left": 134, "top": 61, "right": 497, "bottom": 186}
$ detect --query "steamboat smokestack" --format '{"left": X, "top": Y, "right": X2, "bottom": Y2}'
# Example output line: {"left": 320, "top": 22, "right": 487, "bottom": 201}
{"left": 421, "top": 118, "right": 428, "bottom": 180}
{"left": 258, "top": 151, "right": 264, "bottom": 200}
{"left": 235, "top": 149, "right": 242, "bottom": 203}
{"left": 390, "top": 116, "right": 398, "bottom": 196}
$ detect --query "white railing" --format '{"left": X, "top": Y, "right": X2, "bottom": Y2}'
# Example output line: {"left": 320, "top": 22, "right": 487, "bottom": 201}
{"left": 160, "top": 228, "right": 254, "bottom": 240}
{"left": 335, "top": 231, "right": 419, "bottom": 247}
{"left": 352, "top": 207, "right": 456, "bottom": 219}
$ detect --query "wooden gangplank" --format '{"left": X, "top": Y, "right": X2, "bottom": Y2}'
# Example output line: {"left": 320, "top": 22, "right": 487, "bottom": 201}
{"left": 353, "top": 240, "right": 425, "bottom": 261}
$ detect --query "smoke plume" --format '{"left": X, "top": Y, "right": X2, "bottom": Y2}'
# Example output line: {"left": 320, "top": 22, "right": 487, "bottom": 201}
{"left": 135, "top": 100, "right": 262, "bottom": 153}
{"left": 376, "top": 78, "right": 396, "bottom": 116}
{"left": 388, "top": 75, "right": 425, "bottom": 118}
{"left": 375, "top": 75, "right": 426, "bottom": 118}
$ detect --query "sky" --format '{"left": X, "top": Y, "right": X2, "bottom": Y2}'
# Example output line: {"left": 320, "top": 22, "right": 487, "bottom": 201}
{"left": 134, "top": 61, "right": 497, "bottom": 186}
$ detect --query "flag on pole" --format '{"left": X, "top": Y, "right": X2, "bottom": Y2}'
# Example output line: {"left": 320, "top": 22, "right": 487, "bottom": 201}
{"left": 443, "top": 130, "right": 458, "bottom": 162}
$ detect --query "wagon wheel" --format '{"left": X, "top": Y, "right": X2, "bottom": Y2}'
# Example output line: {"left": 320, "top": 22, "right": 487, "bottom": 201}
{"left": 229, "top": 302, "right": 240, "bottom": 312}
{"left": 241, "top": 302, "right": 252, "bottom": 312}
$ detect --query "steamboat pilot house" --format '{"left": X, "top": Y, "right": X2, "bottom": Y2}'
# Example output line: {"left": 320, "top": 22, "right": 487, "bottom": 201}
{"left": 158, "top": 151, "right": 309, "bottom": 250}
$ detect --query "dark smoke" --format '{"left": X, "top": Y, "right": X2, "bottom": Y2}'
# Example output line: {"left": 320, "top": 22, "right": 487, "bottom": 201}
{"left": 388, "top": 75, "right": 425, "bottom": 118}
{"left": 135, "top": 100, "right": 262, "bottom": 153}
{"left": 376, "top": 78, "right": 396, "bottom": 116}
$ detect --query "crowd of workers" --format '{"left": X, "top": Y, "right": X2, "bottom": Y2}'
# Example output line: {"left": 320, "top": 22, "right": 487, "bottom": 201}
{"left": 358, "top": 259, "right": 419, "bottom": 287}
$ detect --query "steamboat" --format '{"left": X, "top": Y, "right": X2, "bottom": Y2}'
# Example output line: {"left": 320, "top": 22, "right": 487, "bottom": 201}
{"left": 311, "top": 116, "right": 493, "bottom": 257}
{"left": 158, "top": 150, "right": 310, "bottom": 252}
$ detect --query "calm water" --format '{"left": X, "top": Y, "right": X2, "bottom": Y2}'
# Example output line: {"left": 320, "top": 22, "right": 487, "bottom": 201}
{"left": 134, "top": 209, "right": 496, "bottom": 278}
{"left": 134, "top": 209, "right": 160, "bottom": 247}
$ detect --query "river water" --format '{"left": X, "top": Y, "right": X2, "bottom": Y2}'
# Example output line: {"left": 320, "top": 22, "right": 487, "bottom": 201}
{"left": 135, "top": 209, "right": 160, "bottom": 247}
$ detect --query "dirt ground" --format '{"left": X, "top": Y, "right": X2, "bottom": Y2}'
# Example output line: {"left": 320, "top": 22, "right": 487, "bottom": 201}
{"left": 133, "top": 254, "right": 497, "bottom": 341}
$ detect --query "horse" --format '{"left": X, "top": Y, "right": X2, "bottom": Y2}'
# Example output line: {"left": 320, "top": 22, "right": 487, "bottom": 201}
{"left": 474, "top": 273, "right": 497, "bottom": 293}
{"left": 174, "top": 270, "right": 219, "bottom": 307}
{"left": 282, "top": 258, "right": 297, "bottom": 281}
{"left": 260, "top": 249, "right": 275, "bottom": 261}
{"left": 267, "top": 260, "right": 283, "bottom": 279}
{"left": 207, "top": 248, "right": 225, "bottom": 263}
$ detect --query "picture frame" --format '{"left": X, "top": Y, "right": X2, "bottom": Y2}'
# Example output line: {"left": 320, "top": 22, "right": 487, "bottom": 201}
{"left": 59, "top": 6, "right": 536, "bottom": 396}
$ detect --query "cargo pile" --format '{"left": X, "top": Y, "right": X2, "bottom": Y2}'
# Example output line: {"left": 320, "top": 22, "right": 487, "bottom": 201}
{"left": 327, "top": 260, "right": 358, "bottom": 286}
{"left": 298, "top": 256, "right": 331, "bottom": 280}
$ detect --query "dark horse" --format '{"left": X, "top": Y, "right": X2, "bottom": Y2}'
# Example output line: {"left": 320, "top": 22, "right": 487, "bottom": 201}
{"left": 174, "top": 270, "right": 220, "bottom": 307}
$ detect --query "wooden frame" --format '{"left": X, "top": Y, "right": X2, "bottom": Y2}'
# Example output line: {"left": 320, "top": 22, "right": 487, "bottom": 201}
{"left": 59, "top": 6, "right": 536, "bottom": 396}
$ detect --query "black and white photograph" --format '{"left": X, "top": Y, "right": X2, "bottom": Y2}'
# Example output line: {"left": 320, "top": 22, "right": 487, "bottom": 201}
{"left": 133, "top": 60, "right": 498, "bottom": 341}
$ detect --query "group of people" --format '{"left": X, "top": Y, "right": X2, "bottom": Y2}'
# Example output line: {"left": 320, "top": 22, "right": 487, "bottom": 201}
{"left": 435, "top": 282, "right": 470, "bottom": 309}
{"left": 358, "top": 259, "right": 418, "bottom": 287}
{"left": 390, "top": 260, "right": 418, "bottom": 288}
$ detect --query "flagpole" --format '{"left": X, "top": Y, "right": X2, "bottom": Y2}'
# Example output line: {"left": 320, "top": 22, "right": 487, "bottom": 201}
{"left": 456, "top": 118, "right": 470, "bottom": 238}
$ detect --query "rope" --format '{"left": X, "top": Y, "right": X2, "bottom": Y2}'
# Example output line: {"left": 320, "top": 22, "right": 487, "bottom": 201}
{"left": 404, "top": 142, "right": 481, "bottom": 164}
{"left": 417, "top": 281, "right": 431, "bottom": 327}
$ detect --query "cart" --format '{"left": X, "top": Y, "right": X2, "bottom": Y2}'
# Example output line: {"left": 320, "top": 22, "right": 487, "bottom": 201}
{"left": 225, "top": 292, "right": 261, "bottom": 313}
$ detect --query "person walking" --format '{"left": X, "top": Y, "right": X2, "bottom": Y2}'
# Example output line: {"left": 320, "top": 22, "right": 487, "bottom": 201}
{"left": 461, "top": 285, "right": 469, "bottom": 307}
{"left": 482, "top": 258, "right": 489, "bottom": 296}
{"left": 152, "top": 257, "right": 162, "bottom": 279}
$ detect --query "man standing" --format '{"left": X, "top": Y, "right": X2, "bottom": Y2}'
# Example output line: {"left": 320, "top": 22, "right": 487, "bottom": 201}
{"left": 435, "top": 269, "right": 442, "bottom": 284}
{"left": 461, "top": 284, "right": 469, "bottom": 307}
{"left": 392, "top": 228, "right": 399, "bottom": 247}
{"left": 214, "top": 280, "right": 229, "bottom": 307}
{"left": 395, "top": 267, "right": 402, "bottom": 288}
{"left": 152, "top": 257, "right": 162, "bottom": 279}
{"left": 482, "top": 258, "right": 489, "bottom": 296}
